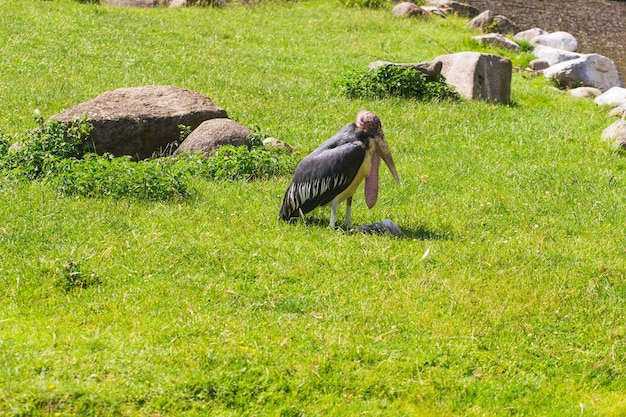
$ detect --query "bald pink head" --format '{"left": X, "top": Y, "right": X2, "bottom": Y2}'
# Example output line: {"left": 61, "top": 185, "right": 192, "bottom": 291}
{"left": 356, "top": 110, "right": 382, "bottom": 135}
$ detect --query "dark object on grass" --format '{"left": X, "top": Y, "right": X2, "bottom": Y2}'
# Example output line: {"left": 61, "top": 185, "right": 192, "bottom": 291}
{"left": 357, "top": 219, "right": 404, "bottom": 237}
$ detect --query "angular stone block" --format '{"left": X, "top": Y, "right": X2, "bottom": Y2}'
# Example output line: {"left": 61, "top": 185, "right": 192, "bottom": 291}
{"left": 433, "top": 52, "right": 512, "bottom": 104}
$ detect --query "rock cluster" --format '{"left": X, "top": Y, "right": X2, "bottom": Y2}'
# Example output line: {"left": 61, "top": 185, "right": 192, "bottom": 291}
{"left": 412, "top": 0, "right": 625, "bottom": 149}
{"left": 421, "top": 1, "right": 624, "bottom": 93}
{"left": 52, "top": 86, "right": 256, "bottom": 160}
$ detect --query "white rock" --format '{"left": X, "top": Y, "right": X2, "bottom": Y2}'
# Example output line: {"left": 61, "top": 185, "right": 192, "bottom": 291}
{"left": 531, "top": 31, "right": 578, "bottom": 52}
{"left": 569, "top": 87, "right": 602, "bottom": 99}
{"left": 594, "top": 87, "right": 626, "bottom": 107}
{"left": 533, "top": 45, "right": 582, "bottom": 67}
{"left": 543, "top": 54, "right": 623, "bottom": 92}
{"left": 514, "top": 28, "right": 547, "bottom": 42}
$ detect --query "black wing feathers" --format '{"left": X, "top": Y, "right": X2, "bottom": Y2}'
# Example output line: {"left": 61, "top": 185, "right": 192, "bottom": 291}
{"left": 280, "top": 123, "right": 368, "bottom": 220}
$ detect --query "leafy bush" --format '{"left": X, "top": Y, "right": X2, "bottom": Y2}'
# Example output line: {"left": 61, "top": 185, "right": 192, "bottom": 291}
{"left": 46, "top": 154, "right": 191, "bottom": 200}
{"left": 0, "top": 113, "right": 296, "bottom": 200}
{"left": 175, "top": 142, "right": 297, "bottom": 181}
{"left": 1, "top": 116, "right": 92, "bottom": 180}
{"left": 338, "top": 65, "right": 460, "bottom": 101}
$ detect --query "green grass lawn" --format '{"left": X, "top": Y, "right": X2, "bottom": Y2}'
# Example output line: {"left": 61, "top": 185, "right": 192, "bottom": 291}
{"left": 1, "top": 1, "right": 626, "bottom": 415}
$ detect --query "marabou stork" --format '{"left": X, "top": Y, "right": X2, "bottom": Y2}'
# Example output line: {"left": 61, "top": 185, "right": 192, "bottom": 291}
{"left": 279, "top": 110, "right": 400, "bottom": 229}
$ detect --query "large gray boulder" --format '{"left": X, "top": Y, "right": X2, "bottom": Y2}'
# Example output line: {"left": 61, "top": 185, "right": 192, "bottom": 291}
{"left": 543, "top": 54, "right": 624, "bottom": 92}
{"left": 433, "top": 52, "right": 512, "bottom": 104}
{"left": 531, "top": 31, "right": 579, "bottom": 52}
{"left": 174, "top": 118, "right": 252, "bottom": 157}
{"left": 53, "top": 86, "right": 228, "bottom": 159}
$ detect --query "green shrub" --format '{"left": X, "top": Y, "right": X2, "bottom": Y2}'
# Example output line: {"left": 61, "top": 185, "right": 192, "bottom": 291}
{"left": 1, "top": 116, "right": 93, "bottom": 180}
{"left": 338, "top": 65, "right": 460, "bottom": 101}
{"left": 0, "top": 113, "right": 296, "bottom": 200}
{"left": 46, "top": 154, "right": 191, "bottom": 200}
{"left": 175, "top": 142, "right": 297, "bottom": 181}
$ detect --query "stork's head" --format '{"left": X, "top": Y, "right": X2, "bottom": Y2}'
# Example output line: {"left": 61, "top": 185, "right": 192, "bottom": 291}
{"left": 356, "top": 111, "right": 400, "bottom": 186}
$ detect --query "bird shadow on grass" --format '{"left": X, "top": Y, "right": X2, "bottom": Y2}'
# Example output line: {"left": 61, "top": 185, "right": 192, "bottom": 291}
{"left": 398, "top": 223, "right": 454, "bottom": 241}
{"left": 288, "top": 216, "right": 454, "bottom": 241}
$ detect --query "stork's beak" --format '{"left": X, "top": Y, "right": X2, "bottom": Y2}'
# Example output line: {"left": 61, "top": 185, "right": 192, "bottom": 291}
{"left": 376, "top": 133, "right": 400, "bottom": 185}
{"left": 364, "top": 132, "right": 400, "bottom": 209}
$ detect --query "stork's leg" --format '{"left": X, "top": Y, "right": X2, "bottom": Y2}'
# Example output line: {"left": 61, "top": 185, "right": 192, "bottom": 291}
{"left": 329, "top": 200, "right": 338, "bottom": 229}
{"left": 345, "top": 197, "right": 353, "bottom": 229}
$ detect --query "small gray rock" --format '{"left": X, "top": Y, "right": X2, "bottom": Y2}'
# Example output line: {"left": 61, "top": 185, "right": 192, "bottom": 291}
{"left": 468, "top": 10, "right": 518, "bottom": 34}
{"left": 514, "top": 28, "right": 547, "bottom": 42}
{"left": 428, "top": 0, "right": 479, "bottom": 18}
{"left": 392, "top": 2, "right": 431, "bottom": 17}
{"left": 263, "top": 137, "right": 294, "bottom": 153}
{"left": 472, "top": 33, "right": 520, "bottom": 51}
{"left": 569, "top": 87, "right": 602, "bottom": 99}
{"left": 421, "top": 6, "right": 447, "bottom": 18}
{"left": 532, "top": 45, "right": 583, "bottom": 67}
{"left": 174, "top": 118, "right": 251, "bottom": 157}
{"left": 529, "top": 59, "right": 550, "bottom": 71}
